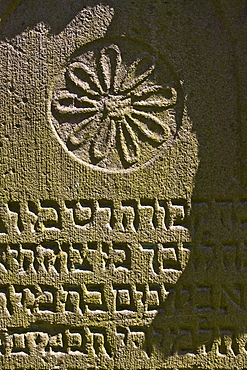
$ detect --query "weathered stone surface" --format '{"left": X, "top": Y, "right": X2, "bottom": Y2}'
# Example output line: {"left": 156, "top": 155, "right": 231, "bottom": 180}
{"left": 0, "top": 1, "right": 246, "bottom": 369}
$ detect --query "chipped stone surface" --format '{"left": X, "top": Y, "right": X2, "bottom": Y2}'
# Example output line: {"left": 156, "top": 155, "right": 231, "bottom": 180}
{"left": 0, "top": 1, "right": 246, "bottom": 369}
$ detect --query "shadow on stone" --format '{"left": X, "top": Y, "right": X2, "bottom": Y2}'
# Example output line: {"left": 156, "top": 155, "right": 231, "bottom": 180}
{"left": 150, "top": 199, "right": 247, "bottom": 359}
{"left": 0, "top": 0, "right": 115, "bottom": 40}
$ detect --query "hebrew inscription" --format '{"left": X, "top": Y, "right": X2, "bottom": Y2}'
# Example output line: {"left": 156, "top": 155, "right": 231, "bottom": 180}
{"left": 49, "top": 38, "right": 183, "bottom": 171}
{"left": 0, "top": 197, "right": 246, "bottom": 369}
{"left": 0, "top": 196, "right": 192, "bottom": 368}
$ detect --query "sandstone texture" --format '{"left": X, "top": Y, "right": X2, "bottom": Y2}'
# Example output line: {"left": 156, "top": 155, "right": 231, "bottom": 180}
{"left": 0, "top": 1, "right": 246, "bottom": 369}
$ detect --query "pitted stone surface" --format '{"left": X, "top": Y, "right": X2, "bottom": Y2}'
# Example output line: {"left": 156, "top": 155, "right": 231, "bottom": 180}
{"left": 0, "top": 1, "right": 246, "bottom": 370}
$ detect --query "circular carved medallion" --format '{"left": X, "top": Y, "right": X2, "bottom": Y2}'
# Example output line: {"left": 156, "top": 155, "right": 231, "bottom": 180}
{"left": 48, "top": 38, "right": 183, "bottom": 172}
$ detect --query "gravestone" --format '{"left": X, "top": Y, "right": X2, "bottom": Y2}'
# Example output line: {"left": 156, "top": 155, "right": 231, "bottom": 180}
{"left": 0, "top": 1, "right": 246, "bottom": 369}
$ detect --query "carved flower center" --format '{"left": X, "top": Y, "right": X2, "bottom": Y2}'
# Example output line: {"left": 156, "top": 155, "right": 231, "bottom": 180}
{"left": 101, "top": 95, "right": 131, "bottom": 118}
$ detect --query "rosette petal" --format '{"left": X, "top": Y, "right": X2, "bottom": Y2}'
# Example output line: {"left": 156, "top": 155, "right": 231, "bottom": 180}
{"left": 68, "top": 114, "right": 100, "bottom": 146}
{"left": 91, "top": 117, "right": 116, "bottom": 160}
{"left": 67, "top": 61, "right": 103, "bottom": 95}
{"left": 99, "top": 44, "right": 123, "bottom": 93}
{"left": 132, "top": 87, "right": 177, "bottom": 108}
{"left": 118, "top": 116, "right": 139, "bottom": 164}
{"left": 131, "top": 83, "right": 176, "bottom": 96}
{"left": 52, "top": 91, "right": 98, "bottom": 115}
{"left": 120, "top": 53, "right": 155, "bottom": 93}
{"left": 128, "top": 109, "right": 170, "bottom": 143}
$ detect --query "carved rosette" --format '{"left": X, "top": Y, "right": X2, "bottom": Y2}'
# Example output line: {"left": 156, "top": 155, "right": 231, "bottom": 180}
{"left": 49, "top": 38, "right": 183, "bottom": 171}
